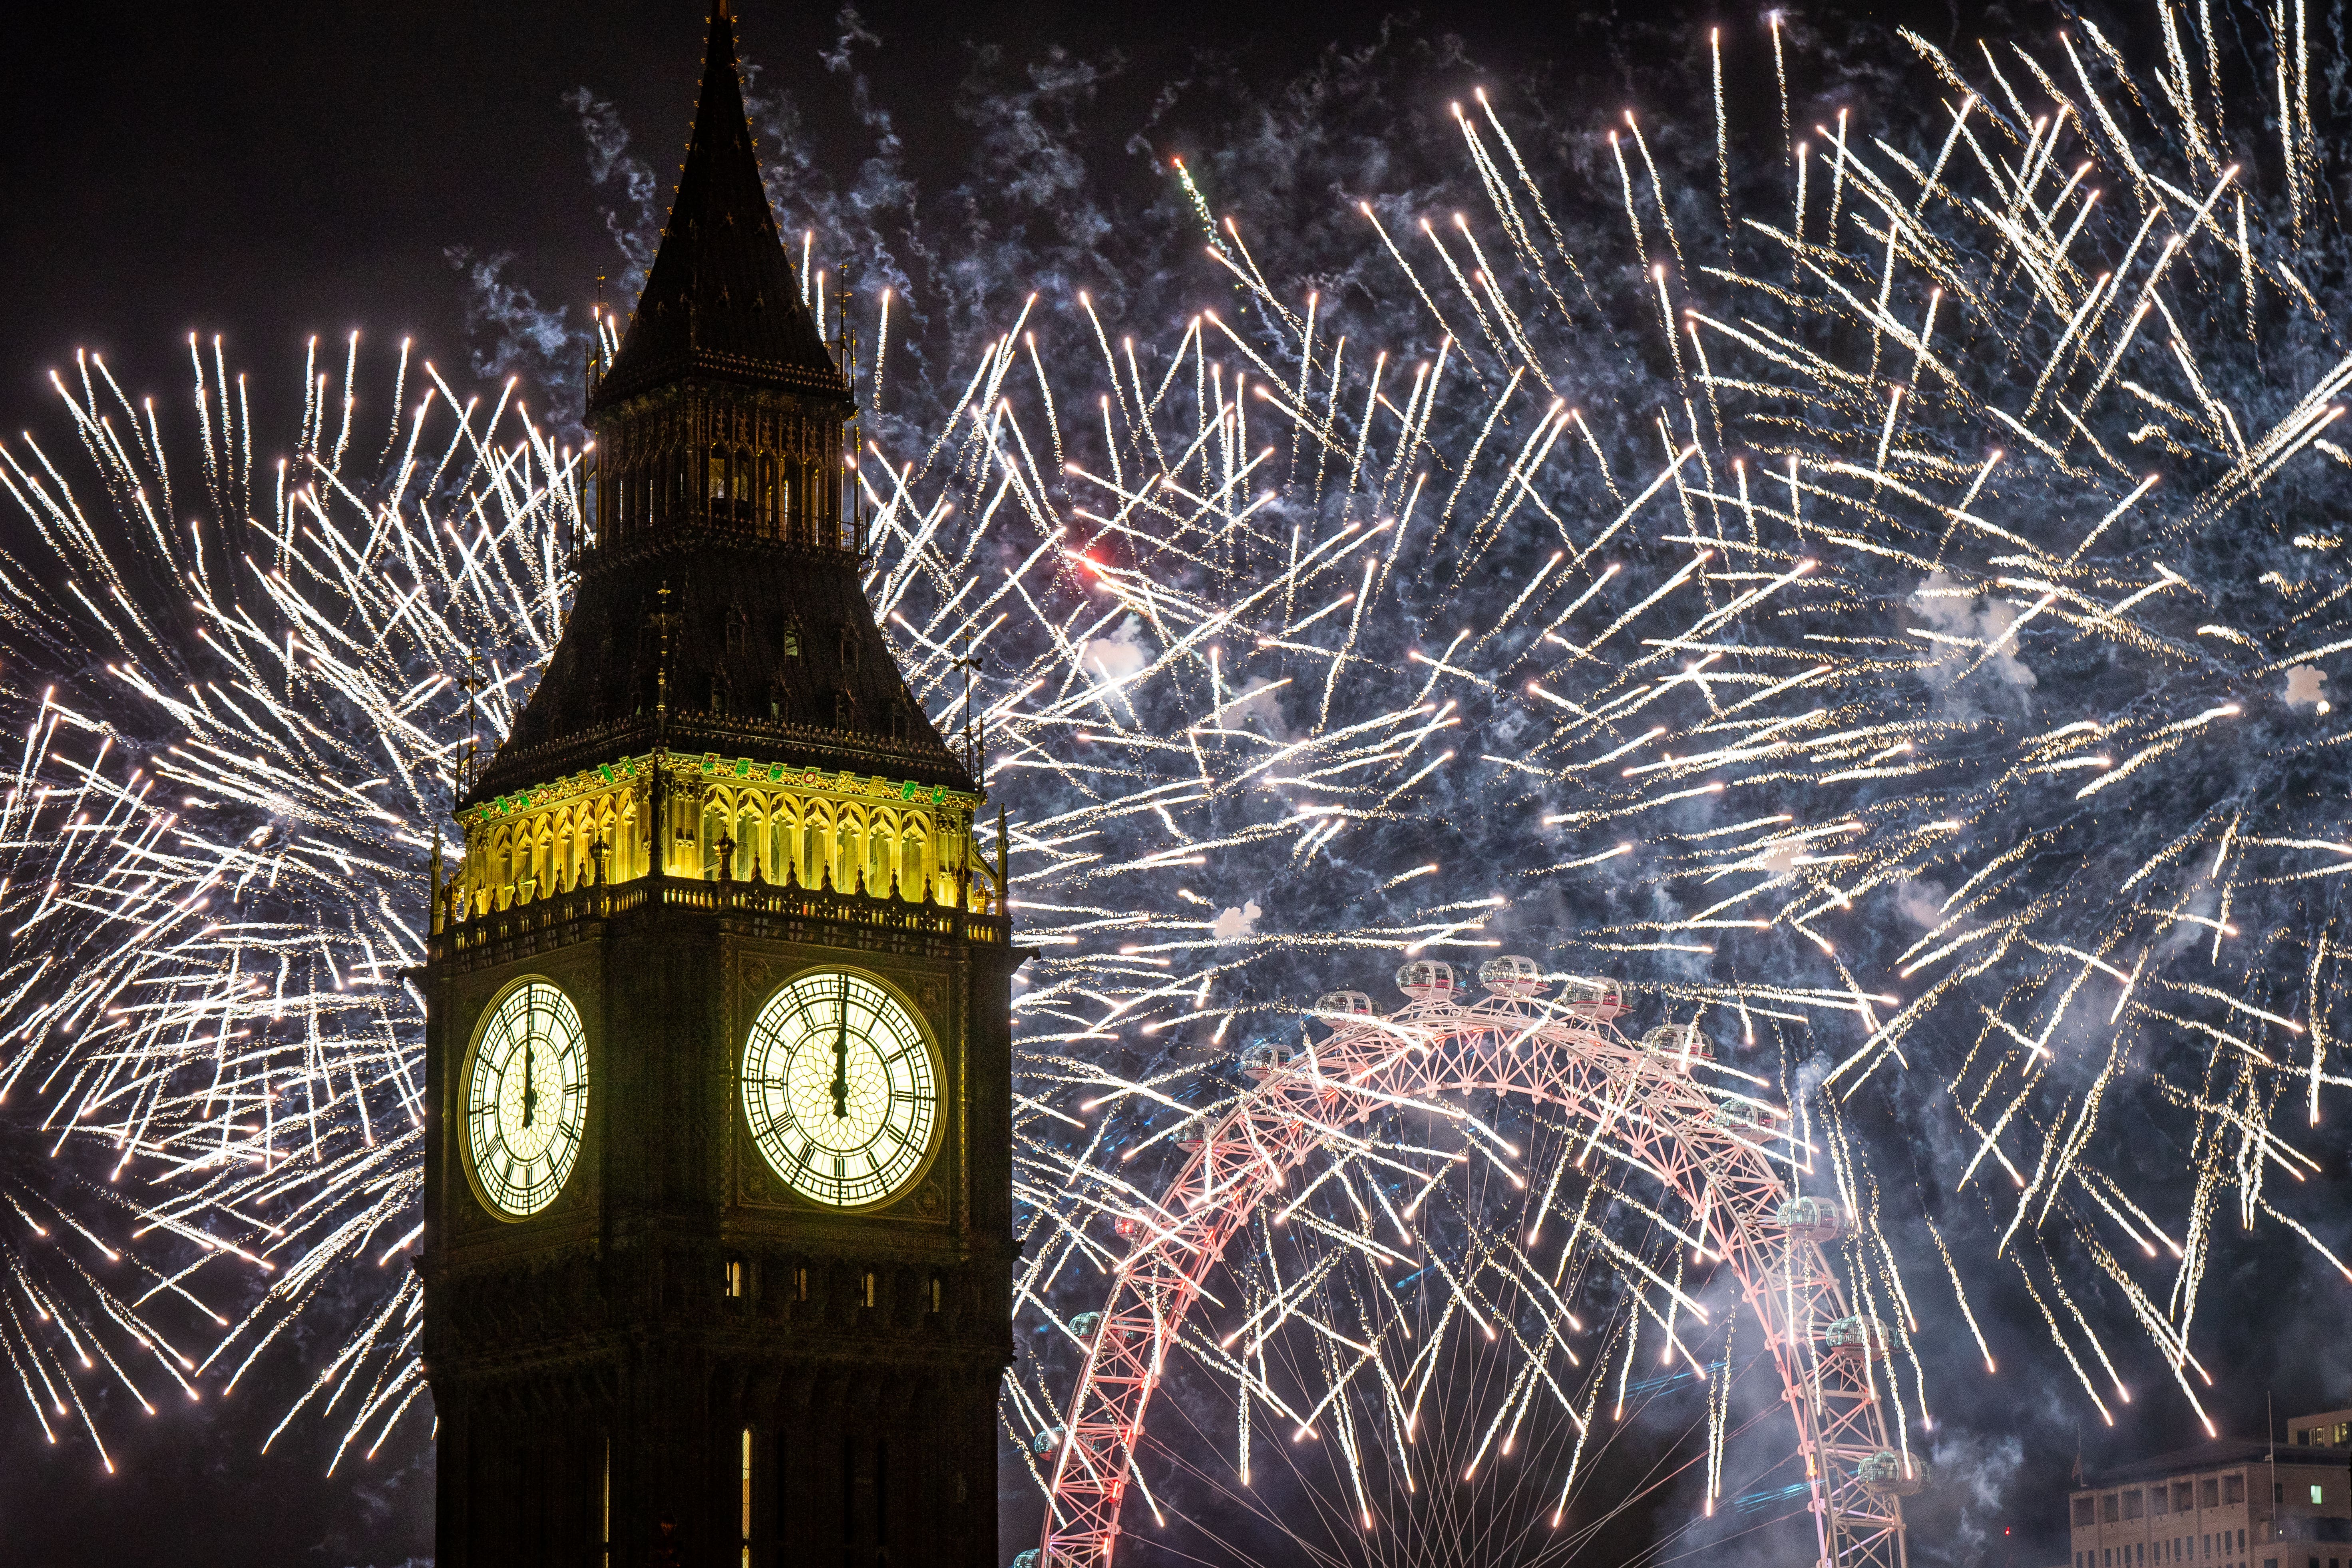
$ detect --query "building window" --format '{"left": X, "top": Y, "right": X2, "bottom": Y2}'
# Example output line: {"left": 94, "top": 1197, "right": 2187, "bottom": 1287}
{"left": 2077, "top": 1497, "right": 2099, "bottom": 1527}
{"left": 2126, "top": 1490, "right": 2144, "bottom": 1520}
{"left": 2204, "top": 1478, "right": 2220, "bottom": 1508}
{"left": 862, "top": 1270, "right": 877, "bottom": 1309}
{"left": 2300, "top": 1429, "right": 2314, "bottom": 1445}
{"left": 795, "top": 1266, "right": 810, "bottom": 1302}
{"left": 740, "top": 1427, "right": 753, "bottom": 1568}
{"left": 2314, "top": 1484, "right": 2327, "bottom": 1505}
{"left": 724, "top": 1258, "right": 746, "bottom": 1298}
{"left": 2226, "top": 1475, "right": 2244, "bottom": 1505}
{"left": 2156, "top": 1485, "right": 2171, "bottom": 1517}
{"left": 2107, "top": 1494, "right": 2122, "bottom": 1523}
{"left": 2178, "top": 1483, "right": 2195, "bottom": 1513}
{"left": 2339, "top": 1423, "right": 2350, "bottom": 1446}
{"left": 930, "top": 1274, "right": 942, "bottom": 1314}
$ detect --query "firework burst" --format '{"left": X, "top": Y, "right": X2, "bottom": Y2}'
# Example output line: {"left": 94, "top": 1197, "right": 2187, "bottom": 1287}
{"left": 2, "top": 10, "right": 2349, "bottom": 1568}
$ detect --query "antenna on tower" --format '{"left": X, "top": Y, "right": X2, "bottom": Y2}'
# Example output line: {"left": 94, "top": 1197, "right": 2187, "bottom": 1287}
{"left": 951, "top": 632, "right": 986, "bottom": 791}
{"left": 834, "top": 261, "right": 869, "bottom": 559}
{"left": 458, "top": 650, "right": 484, "bottom": 797}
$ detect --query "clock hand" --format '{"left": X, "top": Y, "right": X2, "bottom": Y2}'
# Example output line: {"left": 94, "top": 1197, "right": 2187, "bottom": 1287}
{"left": 831, "top": 975, "right": 850, "bottom": 1119}
{"left": 521, "top": 1037, "right": 537, "bottom": 1129}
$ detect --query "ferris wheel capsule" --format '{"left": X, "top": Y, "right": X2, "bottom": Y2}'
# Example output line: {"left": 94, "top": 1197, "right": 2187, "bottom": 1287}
{"left": 1315, "top": 990, "right": 1375, "bottom": 1018}
{"left": 1476, "top": 955, "right": 1546, "bottom": 997}
{"left": 1556, "top": 974, "right": 1627, "bottom": 1020}
{"left": 1032, "top": 1426, "right": 1065, "bottom": 1455}
{"left": 1637, "top": 1022, "right": 1714, "bottom": 1063}
{"left": 1069, "top": 1311, "right": 1103, "bottom": 1337}
{"left": 1857, "top": 1450, "right": 1928, "bottom": 1496}
{"left": 1394, "top": 959, "right": 1457, "bottom": 1001}
{"left": 1823, "top": 1313, "right": 1891, "bottom": 1360}
{"left": 1240, "top": 1037, "right": 1299, "bottom": 1080}
{"left": 1776, "top": 1196, "right": 1843, "bottom": 1242}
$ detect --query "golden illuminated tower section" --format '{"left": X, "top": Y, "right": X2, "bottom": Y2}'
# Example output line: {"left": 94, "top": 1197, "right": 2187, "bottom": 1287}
{"left": 413, "top": 8, "right": 1022, "bottom": 1566}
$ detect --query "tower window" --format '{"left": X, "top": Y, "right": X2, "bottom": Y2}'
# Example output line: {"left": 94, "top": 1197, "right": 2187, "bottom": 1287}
{"left": 795, "top": 1266, "right": 809, "bottom": 1302}
{"left": 724, "top": 1258, "right": 746, "bottom": 1298}
{"left": 861, "top": 1271, "right": 876, "bottom": 1309}
{"left": 739, "top": 1426, "right": 753, "bottom": 1567}
{"left": 838, "top": 625, "right": 860, "bottom": 671}
{"left": 929, "top": 1274, "right": 942, "bottom": 1314}
{"left": 725, "top": 605, "right": 749, "bottom": 654}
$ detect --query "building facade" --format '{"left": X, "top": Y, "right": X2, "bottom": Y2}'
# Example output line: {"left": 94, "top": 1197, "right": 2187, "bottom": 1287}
{"left": 2068, "top": 1426, "right": 2352, "bottom": 1568}
{"left": 413, "top": 6, "right": 1021, "bottom": 1566}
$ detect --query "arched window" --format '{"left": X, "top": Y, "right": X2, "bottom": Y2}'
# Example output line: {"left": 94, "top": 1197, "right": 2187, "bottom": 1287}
{"left": 839, "top": 806, "right": 868, "bottom": 892}
{"left": 899, "top": 821, "right": 928, "bottom": 902}
{"left": 738, "top": 1426, "right": 753, "bottom": 1567}
{"left": 867, "top": 810, "right": 895, "bottom": 895}
{"left": 802, "top": 811, "right": 826, "bottom": 888}
{"left": 736, "top": 802, "right": 758, "bottom": 880}
{"left": 701, "top": 798, "right": 726, "bottom": 878}
{"left": 767, "top": 806, "right": 791, "bottom": 883}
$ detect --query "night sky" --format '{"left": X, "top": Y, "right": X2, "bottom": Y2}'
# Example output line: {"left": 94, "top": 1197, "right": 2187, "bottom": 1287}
{"left": 6, "top": 3, "right": 2348, "bottom": 1566}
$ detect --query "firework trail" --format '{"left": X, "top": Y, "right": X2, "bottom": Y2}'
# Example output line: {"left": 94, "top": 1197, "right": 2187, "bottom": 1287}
{"left": 3, "top": 6, "right": 2349, "bottom": 1567}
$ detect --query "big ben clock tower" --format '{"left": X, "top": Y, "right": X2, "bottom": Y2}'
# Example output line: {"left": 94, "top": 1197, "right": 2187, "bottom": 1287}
{"left": 414, "top": 7, "right": 1020, "bottom": 1565}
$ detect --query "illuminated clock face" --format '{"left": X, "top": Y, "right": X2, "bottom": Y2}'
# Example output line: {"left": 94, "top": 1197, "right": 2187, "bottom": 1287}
{"left": 742, "top": 969, "right": 938, "bottom": 1208}
{"left": 462, "top": 980, "right": 589, "bottom": 1219}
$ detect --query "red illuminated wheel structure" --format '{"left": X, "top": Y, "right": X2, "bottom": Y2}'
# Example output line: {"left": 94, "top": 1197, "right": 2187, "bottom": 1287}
{"left": 1035, "top": 957, "right": 1916, "bottom": 1568}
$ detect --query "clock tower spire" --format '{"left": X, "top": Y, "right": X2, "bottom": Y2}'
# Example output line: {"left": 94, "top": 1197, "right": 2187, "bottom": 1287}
{"left": 416, "top": 10, "right": 1021, "bottom": 1567}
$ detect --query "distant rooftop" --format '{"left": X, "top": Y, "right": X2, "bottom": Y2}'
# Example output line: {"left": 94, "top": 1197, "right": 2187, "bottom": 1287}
{"left": 2081, "top": 1437, "right": 2352, "bottom": 1490}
